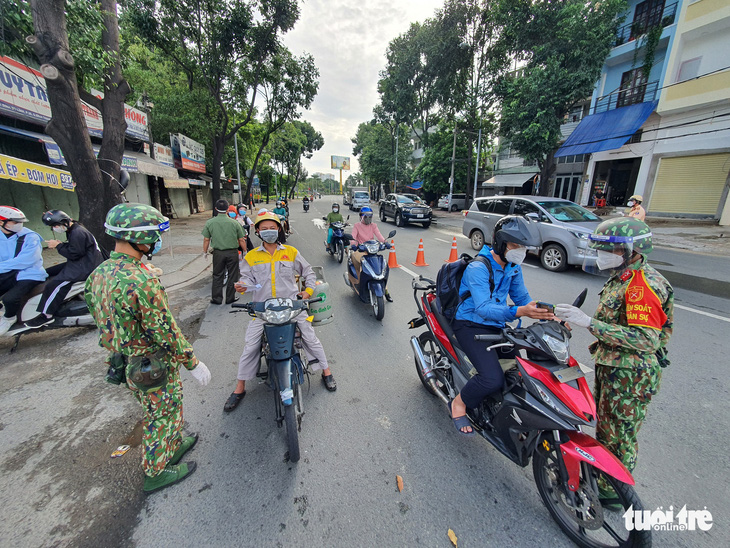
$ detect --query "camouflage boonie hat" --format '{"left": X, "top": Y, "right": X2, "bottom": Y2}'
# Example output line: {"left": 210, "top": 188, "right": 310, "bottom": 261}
{"left": 589, "top": 217, "right": 653, "bottom": 255}
{"left": 105, "top": 203, "right": 170, "bottom": 244}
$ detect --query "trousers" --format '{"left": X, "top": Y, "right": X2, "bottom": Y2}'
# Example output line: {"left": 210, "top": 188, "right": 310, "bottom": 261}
{"left": 37, "top": 263, "right": 74, "bottom": 316}
{"left": 0, "top": 271, "right": 43, "bottom": 318}
{"left": 212, "top": 249, "right": 240, "bottom": 304}
{"left": 237, "top": 314, "right": 328, "bottom": 381}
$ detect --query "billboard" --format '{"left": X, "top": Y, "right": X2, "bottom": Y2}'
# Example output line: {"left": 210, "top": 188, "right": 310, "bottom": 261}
{"left": 331, "top": 155, "right": 350, "bottom": 170}
{"left": 170, "top": 133, "right": 206, "bottom": 173}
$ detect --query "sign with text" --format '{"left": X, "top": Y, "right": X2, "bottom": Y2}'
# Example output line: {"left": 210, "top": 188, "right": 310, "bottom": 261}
{"left": 331, "top": 155, "right": 350, "bottom": 170}
{"left": 153, "top": 143, "right": 174, "bottom": 167}
{"left": 0, "top": 153, "right": 74, "bottom": 191}
{"left": 170, "top": 133, "right": 206, "bottom": 173}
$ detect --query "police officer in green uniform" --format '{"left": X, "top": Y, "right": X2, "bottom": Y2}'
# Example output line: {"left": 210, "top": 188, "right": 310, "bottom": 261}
{"left": 85, "top": 203, "right": 212, "bottom": 493}
{"left": 202, "top": 199, "right": 248, "bottom": 305}
{"left": 555, "top": 217, "right": 673, "bottom": 509}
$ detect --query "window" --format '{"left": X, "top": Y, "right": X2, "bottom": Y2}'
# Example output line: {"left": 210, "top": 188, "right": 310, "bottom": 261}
{"left": 512, "top": 200, "right": 540, "bottom": 217}
{"left": 617, "top": 68, "right": 648, "bottom": 108}
{"left": 492, "top": 199, "right": 512, "bottom": 215}
{"left": 677, "top": 57, "right": 701, "bottom": 82}
{"left": 537, "top": 201, "right": 600, "bottom": 222}
{"left": 631, "top": 0, "right": 665, "bottom": 40}
{"left": 476, "top": 199, "right": 493, "bottom": 213}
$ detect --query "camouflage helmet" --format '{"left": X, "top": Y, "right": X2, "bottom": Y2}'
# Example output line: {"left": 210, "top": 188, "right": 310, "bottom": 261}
{"left": 588, "top": 217, "right": 653, "bottom": 255}
{"left": 104, "top": 203, "right": 170, "bottom": 244}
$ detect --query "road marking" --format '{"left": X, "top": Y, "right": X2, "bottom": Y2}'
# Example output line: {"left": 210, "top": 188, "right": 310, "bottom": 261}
{"left": 675, "top": 304, "right": 730, "bottom": 323}
{"left": 398, "top": 265, "right": 420, "bottom": 278}
{"left": 434, "top": 238, "right": 452, "bottom": 244}
{"left": 522, "top": 263, "right": 539, "bottom": 269}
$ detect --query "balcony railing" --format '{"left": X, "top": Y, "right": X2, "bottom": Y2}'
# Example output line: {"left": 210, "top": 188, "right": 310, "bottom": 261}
{"left": 593, "top": 80, "right": 658, "bottom": 113}
{"left": 614, "top": 2, "right": 677, "bottom": 47}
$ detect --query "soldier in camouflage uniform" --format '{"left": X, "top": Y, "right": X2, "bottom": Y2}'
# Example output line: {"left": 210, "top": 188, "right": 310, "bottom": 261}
{"left": 556, "top": 217, "right": 673, "bottom": 508}
{"left": 85, "top": 204, "right": 212, "bottom": 493}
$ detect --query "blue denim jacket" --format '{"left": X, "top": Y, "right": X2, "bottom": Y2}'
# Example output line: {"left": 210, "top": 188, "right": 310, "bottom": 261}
{"left": 454, "top": 245, "right": 531, "bottom": 327}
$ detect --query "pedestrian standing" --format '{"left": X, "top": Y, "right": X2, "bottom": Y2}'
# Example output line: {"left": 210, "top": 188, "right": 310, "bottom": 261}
{"left": 85, "top": 203, "right": 211, "bottom": 493}
{"left": 202, "top": 199, "right": 248, "bottom": 305}
{"left": 555, "top": 217, "right": 673, "bottom": 510}
{"left": 626, "top": 194, "right": 646, "bottom": 221}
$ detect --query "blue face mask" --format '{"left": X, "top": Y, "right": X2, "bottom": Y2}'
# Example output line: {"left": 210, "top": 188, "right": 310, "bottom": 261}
{"left": 238, "top": 209, "right": 245, "bottom": 215}
{"left": 151, "top": 238, "right": 162, "bottom": 256}
{"left": 228, "top": 212, "right": 236, "bottom": 218}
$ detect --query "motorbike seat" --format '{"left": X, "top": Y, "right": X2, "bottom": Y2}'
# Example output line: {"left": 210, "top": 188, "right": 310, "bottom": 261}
{"left": 428, "top": 296, "right": 465, "bottom": 358}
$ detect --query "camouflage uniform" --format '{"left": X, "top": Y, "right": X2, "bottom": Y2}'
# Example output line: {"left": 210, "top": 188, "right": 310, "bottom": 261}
{"left": 589, "top": 258, "right": 673, "bottom": 472}
{"left": 85, "top": 252, "right": 199, "bottom": 477}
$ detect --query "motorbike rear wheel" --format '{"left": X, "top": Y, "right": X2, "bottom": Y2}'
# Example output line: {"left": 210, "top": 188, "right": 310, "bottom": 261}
{"left": 532, "top": 441, "right": 651, "bottom": 548}
{"left": 336, "top": 241, "right": 344, "bottom": 263}
{"left": 284, "top": 403, "right": 300, "bottom": 463}
{"left": 415, "top": 332, "right": 452, "bottom": 400}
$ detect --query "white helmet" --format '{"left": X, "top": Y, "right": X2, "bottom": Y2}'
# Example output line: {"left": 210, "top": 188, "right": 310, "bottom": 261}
{"left": 0, "top": 206, "right": 29, "bottom": 223}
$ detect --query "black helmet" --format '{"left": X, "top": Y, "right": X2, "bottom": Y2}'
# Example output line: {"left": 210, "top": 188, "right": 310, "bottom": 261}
{"left": 492, "top": 215, "right": 540, "bottom": 261}
{"left": 42, "top": 210, "right": 72, "bottom": 227}
{"left": 332, "top": 202, "right": 339, "bottom": 210}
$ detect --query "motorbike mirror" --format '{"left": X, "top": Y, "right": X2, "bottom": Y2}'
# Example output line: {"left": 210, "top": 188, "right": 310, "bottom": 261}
{"left": 572, "top": 288, "right": 588, "bottom": 308}
{"left": 346, "top": 215, "right": 350, "bottom": 220}
{"left": 387, "top": 230, "right": 396, "bottom": 239}
{"left": 322, "top": 217, "right": 327, "bottom": 221}
{"left": 119, "top": 169, "right": 130, "bottom": 191}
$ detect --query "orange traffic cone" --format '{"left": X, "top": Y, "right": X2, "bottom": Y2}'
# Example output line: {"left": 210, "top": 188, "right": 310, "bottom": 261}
{"left": 412, "top": 239, "right": 429, "bottom": 267}
{"left": 388, "top": 239, "right": 401, "bottom": 268}
{"left": 445, "top": 236, "right": 458, "bottom": 263}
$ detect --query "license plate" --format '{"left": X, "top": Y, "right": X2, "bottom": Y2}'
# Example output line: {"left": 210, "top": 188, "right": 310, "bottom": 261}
{"left": 416, "top": 214, "right": 423, "bottom": 218}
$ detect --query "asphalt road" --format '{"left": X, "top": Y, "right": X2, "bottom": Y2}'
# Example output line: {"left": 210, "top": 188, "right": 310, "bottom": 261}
{"left": 129, "top": 197, "right": 728, "bottom": 547}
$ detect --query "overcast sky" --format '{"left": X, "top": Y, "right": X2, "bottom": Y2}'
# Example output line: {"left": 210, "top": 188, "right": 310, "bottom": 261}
{"left": 282, "top": 0, "right": 445, "bottom": 180}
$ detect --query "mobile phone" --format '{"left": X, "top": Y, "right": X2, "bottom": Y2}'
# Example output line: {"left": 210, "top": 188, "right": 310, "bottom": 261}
{"left": 536, "top": 301, "right": 555, "bottom": 313}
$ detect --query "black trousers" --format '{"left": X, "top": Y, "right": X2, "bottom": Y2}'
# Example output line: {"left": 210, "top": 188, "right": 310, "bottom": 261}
{"left": 0, "top": 271, "right": 43, "bottom": 318}
{"left": 37, "top": 263, "right": 74, "bottom": 316}
{"left": 211, "top": 249, "right": 240, "bottom": 304}
{"left": 453, "top": 320, "right": 517, "bottom": 409}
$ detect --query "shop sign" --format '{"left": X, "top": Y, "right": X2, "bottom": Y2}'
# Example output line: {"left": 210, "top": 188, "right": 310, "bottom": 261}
{"left": 0, "top": 153, "right": 74, "bottom": 191}
{"left": 188, "top": 178, "right": 206, "bottom": 186}
{"left": 170, "top": 133, "right": 205, "bottom": 173}
{"left": 154, "top": 143, "right": 174, "bottom": 167}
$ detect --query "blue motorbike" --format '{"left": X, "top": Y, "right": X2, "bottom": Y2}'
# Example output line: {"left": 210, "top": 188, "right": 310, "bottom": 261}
{"left": 344, "top": 229, "right": 396, "bottom": 321}
{"left": 232, "top": 296, "right": 322, "bottom": 462}
{"left": 323, "top": 218, "right": 351, "bottom": 264}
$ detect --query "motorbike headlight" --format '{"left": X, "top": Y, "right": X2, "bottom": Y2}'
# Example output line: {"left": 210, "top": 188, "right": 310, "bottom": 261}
{"left": 258, "top": 298, "right": 298, "bottom": 324}
{"left": 543, "top": 333, "right": 569, "bottom": 364}
{"left": 365, "top": 242, "right": 380, "bottom": 254}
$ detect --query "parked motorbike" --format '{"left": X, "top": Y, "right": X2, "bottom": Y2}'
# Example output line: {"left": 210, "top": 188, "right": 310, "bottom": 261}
{"left": 1, "top": 281, "right": 94, "bottom": 352}
{"left": 408, "top": 280, "right": 650, "bottom": 547}
{"left": 344, "top": 230, "right": 396, "bottom": 321}
{"left": 231, "top": 296, "right": 322, "bottom": 463}
{"left": 323, "top": 216, "right": 351, "bottom": 264}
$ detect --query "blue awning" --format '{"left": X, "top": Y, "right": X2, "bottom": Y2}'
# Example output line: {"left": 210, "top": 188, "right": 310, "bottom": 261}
{"left": 555, "top": 101, "right": 657, "bottom": 157}
{"left": 407, "top": 180, "right": 423, "bottom": 189}
{"left": 0, "top": 124, "right": 66, "bottom": 165}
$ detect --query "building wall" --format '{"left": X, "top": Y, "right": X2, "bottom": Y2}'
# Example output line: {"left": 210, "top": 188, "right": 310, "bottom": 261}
{"left": 125, "top": 172, "right": 153, "bottom": 205}
{"left": 167, "top": 187, "right": 192, "bottom": 218}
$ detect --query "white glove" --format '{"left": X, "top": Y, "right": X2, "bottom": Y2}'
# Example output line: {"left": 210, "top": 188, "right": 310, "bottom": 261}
{"left": 190, "top": 361, "right": 211, "bottom": 386}
{"left": 555, "top": 304, "right": 592, "bottom": 329}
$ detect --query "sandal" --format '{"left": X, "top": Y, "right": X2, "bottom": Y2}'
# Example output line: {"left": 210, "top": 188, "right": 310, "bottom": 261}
{"left": 321, "top": 374, "right": 337, "bottom": 392}
{"left": 223, "top": 391, "right": 246, "bottom": 412}
{"left": 448, "top": 400, "right": 475, "bottom": 436}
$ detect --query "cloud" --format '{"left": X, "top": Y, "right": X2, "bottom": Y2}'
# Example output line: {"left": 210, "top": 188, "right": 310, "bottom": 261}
{"left": 282, "top": 0, "right": 443, "bottom": 176}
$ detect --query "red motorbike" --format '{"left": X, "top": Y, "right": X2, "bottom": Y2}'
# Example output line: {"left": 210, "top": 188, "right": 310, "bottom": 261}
{"left": 408, "top": 277, "right": 651, "bottom": 547}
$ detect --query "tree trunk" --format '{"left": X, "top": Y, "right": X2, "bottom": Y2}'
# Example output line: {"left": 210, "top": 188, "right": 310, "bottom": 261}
{"left": 538, "top": 151, "right": 557, "bottom": 197}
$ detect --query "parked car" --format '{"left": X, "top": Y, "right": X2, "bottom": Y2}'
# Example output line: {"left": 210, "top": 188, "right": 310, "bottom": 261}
{"left": 462, "top": 195, "right": 602, "bottom": 271}
{"left": 438, "top": 193, "right": 471, "bottom": 211}
{"left": 379, "top": 193, "right": 433, "bottom": 228}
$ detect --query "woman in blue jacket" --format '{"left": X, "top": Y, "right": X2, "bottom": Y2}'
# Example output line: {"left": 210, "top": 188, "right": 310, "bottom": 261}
{"left": 450, "top": 216, "right": 554, "bottom": 435}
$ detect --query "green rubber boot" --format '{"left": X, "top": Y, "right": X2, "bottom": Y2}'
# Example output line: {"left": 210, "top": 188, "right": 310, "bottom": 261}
{"left": 169, "top": 433, "right": 199, "bottom": 465}
{"left": 143, "top": 462, "right": 197, "bottom": 494}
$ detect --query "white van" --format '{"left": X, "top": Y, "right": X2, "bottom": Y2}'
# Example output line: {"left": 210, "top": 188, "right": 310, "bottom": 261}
{"left": 350, "top": 190, "right": 370, "bottom": 211}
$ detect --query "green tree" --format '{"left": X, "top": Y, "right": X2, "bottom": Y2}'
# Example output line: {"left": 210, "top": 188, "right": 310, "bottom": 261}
{"left": 495, "top": 0, "right": 626, "bottom": 194}
{"left": 351, "top": 120, "right": 412, "bottom": 195}
{"left": 413, "top": 122, "right": 469, "bottom": 197}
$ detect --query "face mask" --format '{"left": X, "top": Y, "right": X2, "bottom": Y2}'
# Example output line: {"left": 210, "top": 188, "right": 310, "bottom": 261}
{"left": 150, "top": 238, "right": 162, "bottom": 256}
{"left": 627, "top": 201, "right": 635, "bottom": 207}
{"left": 228, "top": 212, "right": 236, "bottom": 218}
{"left": 505, "top": 247, "right": 527, "bottom": 265}
{"left": 239, "top": 209, "right": 246, "bottom": 215}
{"left": 362, "top": 216, "right": 372, "bottom": 225}
{"left": 596, "top": 249, "right": 625, "bottom": 270}
{"left": 6, "top": 222, "right": 23, "bottom": 233}
{"left": 53, "top": 226, "right": 67, "bottom": 233}
{"left": 333, "top": 208, "right": 339, "bottom": 213}
{"left": 259, "top": 229, "right": 279, "bottom": 243}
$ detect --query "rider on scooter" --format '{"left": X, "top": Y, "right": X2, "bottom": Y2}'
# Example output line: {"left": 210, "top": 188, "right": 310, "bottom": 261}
{"left": 449, "top": 215, "right": 554, "bottom": 435}
{"left": 350, "top": 206, "right": 392, "bottom": 302}
{"left": 0, "top": 206, "right": 47, "bottom": 335}
{"left": 224, "top": 210, "right": 336, "bottom": 413}
{"left": 273, "top": 201, "right": 290, "bottom": 235}
{"left": 325, "top": 203, "right": 343, "bottom": 251}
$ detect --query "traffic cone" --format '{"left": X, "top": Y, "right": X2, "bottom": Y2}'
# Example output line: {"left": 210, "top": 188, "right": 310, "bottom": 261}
{"left": 388, "top": 239, "right": 401, "bottom": 268}
{"left": 445, "top": 237, "right": 459, "bottom": 263}
{"left": 411, "top": 239, "right": 429, "bottom": 266}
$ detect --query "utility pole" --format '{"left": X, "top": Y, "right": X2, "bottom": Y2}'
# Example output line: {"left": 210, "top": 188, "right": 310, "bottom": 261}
{"left": 394, "top": 124, "right": 399, "bottom": 193}
{"left": 234, "top": 132, "right": 242, "bottom": 204}
{"left": 473, "top": 125, "right": 482, "bottom": 204}
{"left": 448, "top": 123, "right": 457, "bottom": 204}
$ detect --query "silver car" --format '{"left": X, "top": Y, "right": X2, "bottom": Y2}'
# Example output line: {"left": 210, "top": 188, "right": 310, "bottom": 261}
{"left": 462, "top": 196, "right": 602, "bottom": 271}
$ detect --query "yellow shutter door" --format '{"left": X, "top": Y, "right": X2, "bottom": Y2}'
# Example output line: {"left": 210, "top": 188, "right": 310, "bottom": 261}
{"left": 650, "top": 154, "right": 730, "bottom": 215}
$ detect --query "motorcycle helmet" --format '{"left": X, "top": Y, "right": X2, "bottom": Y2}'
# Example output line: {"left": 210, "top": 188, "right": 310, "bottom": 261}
{"left": 491, "top": 215, "right": 540, "bottom": 262}
{"left": 0, "top": 206, "right": 29, "bottom": 223}
{"left": 628, "top": 194, "right": 643, "bottom": 204}
{"left": 585, "top": 217, "right": 652, "bottom": 274}
{"left": 360, "top": 206, "right": 373, "bottom": 217}
{"left": 41, "top": 210, "right": 72, "bottom": 227}
{"left": 332, "top": 203, "right": 340, "bottom": 212}
{"left": 104, "top": 203, "right": 169, "bottom": 245}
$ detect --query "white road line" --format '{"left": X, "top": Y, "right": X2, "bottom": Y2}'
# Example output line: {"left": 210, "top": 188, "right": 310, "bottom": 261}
{"left": 522, "top": 263, "right": 539, "bottom": 269}
{"left": 398, "top": 265, "right": 420, "bottom": 278}
{"left": 675, "top": 304, "right": 730, "bottom": 323}
{"left": 434, "top": 238, "right": 452, "bottom": 244}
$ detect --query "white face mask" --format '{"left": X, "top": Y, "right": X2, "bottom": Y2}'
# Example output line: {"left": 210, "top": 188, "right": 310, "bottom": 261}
{"left": 504, "top": 247, "right": 527, "bottom": 265}
{"left": 596, "top": 249, "right": 625, "bottom": 270}
{"left": 259, "top": 229, "right": 279, "bottom": 243}
{"left": 53, "top": 226, "right": 67, "bottom": 233}
{"left": 627, "top": 201, "right": 635, "bottom": 207}
{"left": 6, "top": 222, "right": 23, "bottom": 233}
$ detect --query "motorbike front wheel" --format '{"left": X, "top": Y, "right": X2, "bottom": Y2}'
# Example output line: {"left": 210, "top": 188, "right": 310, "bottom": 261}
{"left": 336, "top": 241, "right": 344, "bottom": 263}
{"left": 284, "top": 403, "right": 300, "bottom": 463}
{"left": 532, "top": 441, "right": 651, "bottom": 548}
{"left": 372, "top": 294, "right": 385, "bottom": 321}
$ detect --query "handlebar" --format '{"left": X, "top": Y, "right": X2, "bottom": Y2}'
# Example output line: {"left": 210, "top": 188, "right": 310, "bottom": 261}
{"left": 474, "top": 334, "right": 503, "bottom": 342}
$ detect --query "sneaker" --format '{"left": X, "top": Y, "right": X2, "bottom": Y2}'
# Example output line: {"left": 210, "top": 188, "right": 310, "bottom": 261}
{"left": 143, "top": 461, "right": 197, "bottom": 493}
{"left": 24, "top": 315, "right": 54, "bottom": 329}
{"left": 0, "top": 315, "right": 16, "bottom": 336}
{"left": 169, "top": 433, "right": 199, "bottom": 465}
